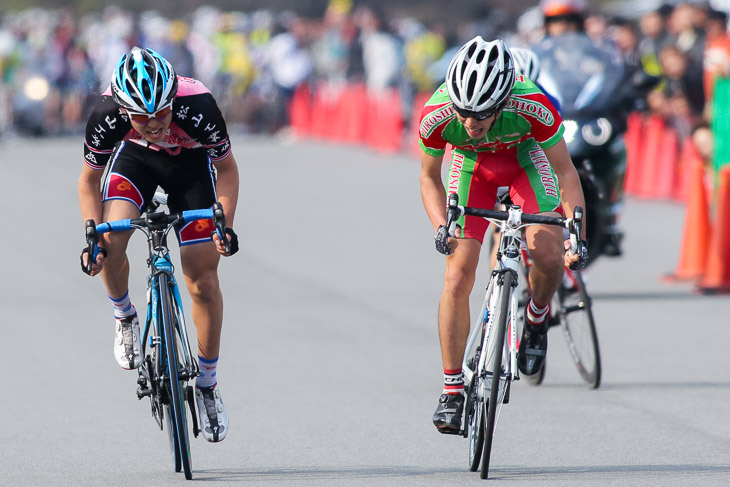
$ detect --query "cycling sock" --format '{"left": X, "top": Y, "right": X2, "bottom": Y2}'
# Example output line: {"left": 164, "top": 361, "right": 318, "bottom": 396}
{"left": 527, "top": 298, "right": 549, "bottom": 327}
{"left": 109, "top": 291, "right": 136, "bottom": 319}
{"left": 196, "top": 355, "right": 218, "bottom": 389}
{"left": 443, "top": 368, "right": 464, "bottom": 395}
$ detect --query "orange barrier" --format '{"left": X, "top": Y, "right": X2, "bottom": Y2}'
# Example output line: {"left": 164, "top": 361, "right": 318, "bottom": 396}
{"left": 672, "top": 137, "right": 703, "bottom": 203}
{"left": 623, "top": 111, "right": 644, "bottom": 195}
{"left": 663, "top": 158, "right": 713, "bottom": 282}
{"left": 697, "top": 166, "right": 730, "bottom": 294}
{"left": 636, "top": 115, "right": 673, "bottom": 199}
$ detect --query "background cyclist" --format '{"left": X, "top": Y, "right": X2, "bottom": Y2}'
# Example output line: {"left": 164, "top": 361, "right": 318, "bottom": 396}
{"left": 418, "top": 36, "right": 587, "bottom": 434}
{"left": 78, "top": 46, "right": 239, "bottom": 443}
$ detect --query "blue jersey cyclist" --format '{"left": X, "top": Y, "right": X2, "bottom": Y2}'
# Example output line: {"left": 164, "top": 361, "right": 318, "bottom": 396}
{"left": 418, "top": 36, "right": 587, "bottom": 434}
{"left": 79, "top": 47, "right": 239, "bottom": 443}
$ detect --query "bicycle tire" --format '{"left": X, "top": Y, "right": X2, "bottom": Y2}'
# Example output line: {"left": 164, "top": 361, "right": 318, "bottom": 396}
{"left": 467, "top": 368, "right": 484, "bottom": 471}
{"left": 480, "top": 270, "right": 514, "bottom": 479}
{"left": 559, "top": 270, "right": 601, "bottom": 389}
{"left": 160, "top": 275, "right": 194, "bottom": 479}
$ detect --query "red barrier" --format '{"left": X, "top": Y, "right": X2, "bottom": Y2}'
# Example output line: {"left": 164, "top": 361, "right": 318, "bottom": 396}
{"left": 697, "top": 166, "right": 730, "bottom": 294}
{"left": 340, "top": 83, "right": 367, "bottom": 143}
{"left": 289, "top": 84, "right": 311, "bottom": 136}
{"left": 409, "top": 92, "right": 431, "bottom": 158}
{"left": 365, "top": 88, "right": 403, "bottom": 153}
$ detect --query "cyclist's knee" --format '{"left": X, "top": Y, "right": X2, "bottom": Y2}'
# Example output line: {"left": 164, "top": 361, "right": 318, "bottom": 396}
{"left": 443, "top": 266, "right": 476, "bottom": 297}
{"left": 187, "top": 272, "right": 221, "bottom": 302}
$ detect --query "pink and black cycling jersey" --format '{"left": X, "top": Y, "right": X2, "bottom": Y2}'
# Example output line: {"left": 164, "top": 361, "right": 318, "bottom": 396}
{"left": 83, "top": 76, "right": 231, "bottom": 246}
{"left": 83, "top": 76, "right": 231, "bottom": 170}
{"left": 419, "top": 76, "right": 566, "bottom": 243}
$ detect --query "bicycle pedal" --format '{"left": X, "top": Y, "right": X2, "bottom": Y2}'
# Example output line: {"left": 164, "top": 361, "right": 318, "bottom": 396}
{"left": 136, "top": 386, "right": 151, "bottom": 399}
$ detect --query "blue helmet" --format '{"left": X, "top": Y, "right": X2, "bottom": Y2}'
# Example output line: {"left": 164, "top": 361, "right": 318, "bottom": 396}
{"left": 111, "top": 46, "right": 177, "bottom": 113}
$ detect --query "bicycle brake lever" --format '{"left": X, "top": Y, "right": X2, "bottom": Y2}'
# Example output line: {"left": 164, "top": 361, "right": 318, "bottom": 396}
{"left": 212, "top": 202, "right": 231, "bottom": 255}
{"left": 84, "top": 219, "right": 98, "bottom": 274}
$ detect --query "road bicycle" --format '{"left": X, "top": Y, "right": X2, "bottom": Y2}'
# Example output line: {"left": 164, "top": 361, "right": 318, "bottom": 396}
{"left": 444, "top": 193, "right": 584, "bottom": 479}
{"left": 84, "top": 194, "right": 231, "bottom": 480}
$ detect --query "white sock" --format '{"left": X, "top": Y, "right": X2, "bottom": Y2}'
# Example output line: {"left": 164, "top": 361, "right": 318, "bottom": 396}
{"left": 197, "top": 356, "right": 218, "bottom": 389}
{"left": 109, "top": 291, "right": 136, "bottom": 319}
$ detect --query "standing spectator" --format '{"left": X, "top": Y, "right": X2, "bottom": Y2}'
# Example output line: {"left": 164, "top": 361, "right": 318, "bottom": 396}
{"left": 703, "top": 9, "right": 730, "bottom": 108}
{"left": 666, "top": 2, "right": 706, "bottom": 71}
{"left": 353, "top": 6, "right": 402, "bottom": 93}
{"left": 262, "top": 14, "right": 313, "bottom": 130}
{"left": 638, "top": 7, "right": 670, "bottom": 77}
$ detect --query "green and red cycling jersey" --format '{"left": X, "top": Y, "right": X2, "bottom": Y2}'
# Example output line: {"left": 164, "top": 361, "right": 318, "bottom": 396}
{"left": 418, "top": 76, "right": 566, "bottom": 243}
{"left": 418, "top": 76, "right": 564, "bottom": 156}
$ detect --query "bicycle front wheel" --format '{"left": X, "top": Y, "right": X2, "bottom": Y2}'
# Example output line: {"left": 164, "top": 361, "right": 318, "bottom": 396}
{"left": 481, "top": 271, "right": 514, "bottom": 479}
{"left": 466, "top": 368, "right": 484, "bottom": 471}
{"left": 559, "top": 270, "right": 601, "bottom": 389}
{"left": 159, "top": 275, "right": 194, "bottom": 479}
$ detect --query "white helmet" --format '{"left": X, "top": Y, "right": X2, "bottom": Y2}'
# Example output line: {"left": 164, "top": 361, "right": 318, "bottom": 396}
{"left": 446, "top": 36, "right": 515, "bottom": 114}
{"left": 510, "top": 47, "right": 541, "bottom": 82}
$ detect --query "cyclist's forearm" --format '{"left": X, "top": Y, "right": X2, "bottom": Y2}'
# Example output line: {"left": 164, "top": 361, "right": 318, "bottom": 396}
{"left": 557, "top": 169, "right": 587, "bottom": 240}
{"left": 214, "top": 155, "right": 239, "bottom": 227}
{"left": 420, "top": 152, "right": 447, "bottom": 230}
{"left": 421, "top": 176, "right": 448, "bottom": 230}
{"left": 78, "top": 169, "right": 103, "bottom": 226}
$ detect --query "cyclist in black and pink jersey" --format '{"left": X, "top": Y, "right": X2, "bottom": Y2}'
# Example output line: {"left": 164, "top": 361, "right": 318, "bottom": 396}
{"left": 419, "top": 36, "right": 587, "bottom": 434}
{"left": 79, "top": 46, "right": 239, "bottom": 443}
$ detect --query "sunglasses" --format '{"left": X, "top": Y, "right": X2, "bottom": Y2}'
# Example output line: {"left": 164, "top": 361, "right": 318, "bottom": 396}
{"left": 126, "top": 103, "right": 173, "bottom": 124}
{"left": 453, "top": 102, "right": 505, "bottom": 121}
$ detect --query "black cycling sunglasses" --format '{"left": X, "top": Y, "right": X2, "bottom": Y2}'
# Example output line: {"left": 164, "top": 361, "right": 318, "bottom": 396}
{"left": 453, "top": 102, "right": 506, "bottom": 121}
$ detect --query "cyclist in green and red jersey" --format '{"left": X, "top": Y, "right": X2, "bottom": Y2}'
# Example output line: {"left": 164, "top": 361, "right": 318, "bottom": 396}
{"left": 419, "top": 36, "right": 587, "bottom": 434}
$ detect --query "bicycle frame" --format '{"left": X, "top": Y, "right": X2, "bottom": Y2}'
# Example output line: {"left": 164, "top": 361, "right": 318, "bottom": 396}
{"left": 141, "top": 226, "right": 199, "bottom": 428}
{"left": 462, "top": 208, "right": 523, "bottom": 392}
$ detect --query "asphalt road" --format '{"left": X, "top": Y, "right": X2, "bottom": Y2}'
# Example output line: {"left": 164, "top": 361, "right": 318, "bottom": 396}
{"left": 1, "top": 134, "right": 728, "bottom": 486}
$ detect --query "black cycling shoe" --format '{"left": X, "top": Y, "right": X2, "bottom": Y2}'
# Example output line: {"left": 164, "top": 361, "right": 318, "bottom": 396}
{"left": 432, "top": 393, "right": 464, "bottom": 434}
{"left": 518, "top": 319, "right": 549, "bottom": 376}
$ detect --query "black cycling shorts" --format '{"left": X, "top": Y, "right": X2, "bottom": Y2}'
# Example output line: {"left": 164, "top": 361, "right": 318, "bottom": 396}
{"left": 102, "top": 141, "right": 218, "bottom": 245}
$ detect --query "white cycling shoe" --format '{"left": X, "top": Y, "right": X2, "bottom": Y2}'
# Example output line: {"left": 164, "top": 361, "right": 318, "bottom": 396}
{"left": 114, "top": 315, "right": 142, "bottom": 370}
{"left": 195, "top": 384, "right": 228, "bottom": 442}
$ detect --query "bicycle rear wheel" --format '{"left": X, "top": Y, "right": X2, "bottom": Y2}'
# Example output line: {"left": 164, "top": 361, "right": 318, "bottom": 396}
{"left": 559, "top": 270, "right": 601, "bottom": 389}
{"left": 480, "top": 271, "right": 514, "bottom": 479}
{"left": 160, "top": 275, "right": 193, "bottom": 479}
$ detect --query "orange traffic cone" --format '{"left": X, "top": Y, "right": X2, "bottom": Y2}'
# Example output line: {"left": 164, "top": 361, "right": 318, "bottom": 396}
{"left": 697, "top": 166, "right": 730, "bottom": 294}
{"left": 663, "top": 158, "right": 713, "bottom": 281}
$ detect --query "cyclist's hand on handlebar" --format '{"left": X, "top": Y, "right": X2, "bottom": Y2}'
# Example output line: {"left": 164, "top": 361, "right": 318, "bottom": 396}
{"left": 435, "top": 225, "right": 460, "bottom": 256}
{"left": 563, "top": 239, "right": 588, "bottom": 270}
{"left": 80, "top": 245, "right": 107, "bottom": 276}
{"left": 211, "top": 227, "right": 239, "bottom": 256}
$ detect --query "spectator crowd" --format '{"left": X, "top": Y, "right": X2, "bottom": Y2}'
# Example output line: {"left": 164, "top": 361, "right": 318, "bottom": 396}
{"left": 0, "top": 0, "right": 728, "bottom": 167}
